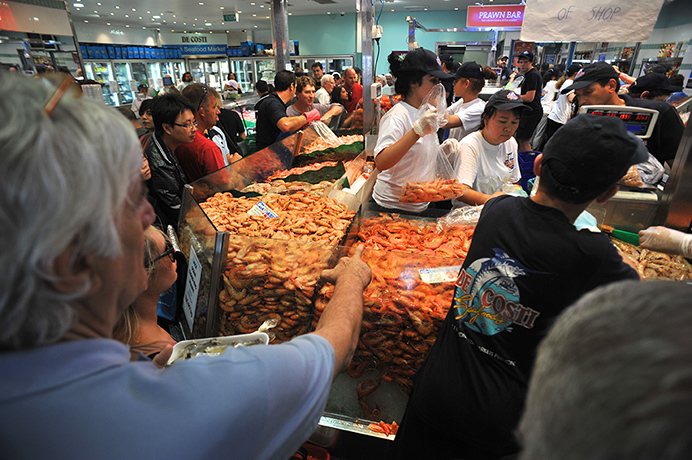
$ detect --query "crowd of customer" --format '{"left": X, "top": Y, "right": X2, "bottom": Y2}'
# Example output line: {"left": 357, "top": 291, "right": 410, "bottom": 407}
{"left": 1, "top": 49, "right": 689, "bottom": 460}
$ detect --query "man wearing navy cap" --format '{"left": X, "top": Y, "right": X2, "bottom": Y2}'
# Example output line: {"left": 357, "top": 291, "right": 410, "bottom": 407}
{"left": 628, "top": 72, "right": 683, "bottom": 101}
{"left": 570, "top": 61, "right": 684, "bottom": 166}
{"left": 515, "top": 50, "right": 543, "bottom": 152}
{"left": 390, "top": 115, "right": 644, "bottom": 460}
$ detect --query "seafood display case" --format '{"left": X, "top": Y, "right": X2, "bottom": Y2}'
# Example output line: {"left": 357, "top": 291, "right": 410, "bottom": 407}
{"left": 175, "top": 127, "right": 479, "bottom": 441}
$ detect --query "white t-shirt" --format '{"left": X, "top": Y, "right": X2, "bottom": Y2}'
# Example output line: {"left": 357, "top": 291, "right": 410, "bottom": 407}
{"left": 373, "top": 101, "right": 431, "bottom": 213}
{"left": 541, "top": 80, "right": 558, "bottom": 115}
{"left": 548, "top": 79, "right": 574, "bottom": 125}
{"left": 315, "top": 87, "right": 330, "bottom": 105}
{"left": 453, "top": 130, "right": 520, "bottom": 206}
{"left": 447, "top": 97, "right": 486, "bottom": 142}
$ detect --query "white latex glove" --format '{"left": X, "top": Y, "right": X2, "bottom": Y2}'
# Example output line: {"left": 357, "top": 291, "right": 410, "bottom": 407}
{"left": 639, "top": 226, "right": 692, "bottom": 258}
{"left": 440, "top": 138, "right": 461, "bottom": 161}
{"left": 413, "top": 107, "right": 438, "bottom": 137}
{"left": 440, "top": 110, "right": 450, "bottom": 128}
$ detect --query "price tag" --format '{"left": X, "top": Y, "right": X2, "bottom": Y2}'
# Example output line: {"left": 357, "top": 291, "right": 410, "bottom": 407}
{"left": 247, "top": 200, "right": 279, "bottom": 218}
{"left": 183, "top": 246, "right": 202, "bottom": 331}
{"left": 419, "top": 266, "right": 462, "bottom": 284}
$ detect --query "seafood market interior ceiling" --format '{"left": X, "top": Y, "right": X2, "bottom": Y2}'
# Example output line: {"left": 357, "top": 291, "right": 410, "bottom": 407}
{"left": 67, "top": 0, "right": 500, "bottom": 34}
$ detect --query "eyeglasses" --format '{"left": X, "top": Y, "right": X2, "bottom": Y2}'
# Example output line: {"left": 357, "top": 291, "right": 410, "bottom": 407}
{"left": 196, "top": 85, "right": 209, "bottom": 112}
{"left": 43, "top": 74, "right": 82, "bottom": 116}
{"left": 173, "top": 120, "right": 198, "bottom": 130}
{"left": 149, "top": 240, "right": 176, "bottom": 268}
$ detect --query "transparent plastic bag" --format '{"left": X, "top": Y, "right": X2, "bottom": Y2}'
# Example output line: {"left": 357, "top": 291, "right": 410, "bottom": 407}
{"left": 636, "top": 153, "right": 664, "bottom": 185}
{"left": 437, "top": 205, "right": 483, "bottom": 230}
{"left": 400, "top": 83, "right": 466, "bottom": 203}
{"left": 310, "top": 120, "right": 340, "bottom": 144}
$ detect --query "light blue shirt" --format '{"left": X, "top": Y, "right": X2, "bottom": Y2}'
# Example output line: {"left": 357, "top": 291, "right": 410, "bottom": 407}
{"left": 0, "top": 334, "right": 334, "bottom": 459}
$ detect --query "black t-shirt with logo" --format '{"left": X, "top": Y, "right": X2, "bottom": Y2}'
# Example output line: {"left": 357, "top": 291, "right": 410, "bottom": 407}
{"left": 401, "top": 195, "right": 638, "bottom": 458}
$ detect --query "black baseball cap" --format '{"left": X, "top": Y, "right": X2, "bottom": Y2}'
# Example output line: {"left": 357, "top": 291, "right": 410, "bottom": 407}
{"left": 399, "top": 48, "right": 454, "bottom": 80}
{"left": 564, "top": 61, "right": 619, "bottom": 93}
{"left": 566, "top": 63, "right": 582, "bottom": 78}
{"left": 486, "top": 89, "right": 531, "bottom": 111}
{"left": 455, "top": 61, "right": 484, "bottom": 80}
{"left": 440, "top": 53, "right": 454, "bottom": 64}
{"left": 631, "top": 73, "right": 682, "bottom": 94}
{"left": 517, "top": 50, "right": 534, "bottom": 62}
{"left": 541, "top": 114, "right": 649, "bottom": 201}
{"left": 649, "top": 64, "right": 668, "bottom": 74}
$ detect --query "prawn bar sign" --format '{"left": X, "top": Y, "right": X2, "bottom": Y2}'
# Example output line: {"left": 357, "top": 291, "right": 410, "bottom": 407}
{"left": 521, "top": 0, "right": 665, "bottom": 42}
{"left": 466, "top": 5, "right": 525, "bottom": 29}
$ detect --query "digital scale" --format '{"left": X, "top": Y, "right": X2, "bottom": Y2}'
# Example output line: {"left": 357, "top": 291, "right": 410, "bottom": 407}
{"left": 578, "top": 105, "right": 659, "bottom": 139}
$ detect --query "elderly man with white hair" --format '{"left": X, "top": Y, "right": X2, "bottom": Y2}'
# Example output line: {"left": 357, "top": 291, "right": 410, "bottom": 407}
{"left": 519, "top": 280, "right": 692, "bottom": 460}
{"left": 0, "top": 72, "right": 371, "bottom": 459}
{"left": 315, "top": 73, "right": 335, "bottom": 105}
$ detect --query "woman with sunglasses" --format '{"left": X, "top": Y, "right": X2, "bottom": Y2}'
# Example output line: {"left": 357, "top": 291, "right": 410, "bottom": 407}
{"left": 113, "top": 226, "right": 177, "bottom": 360}
{"left": 371, "top": 48, "right": 454, "bottom": 215}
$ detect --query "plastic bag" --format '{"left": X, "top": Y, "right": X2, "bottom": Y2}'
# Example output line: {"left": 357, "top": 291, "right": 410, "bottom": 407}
{"left": 437, "top": 205, "right": 484, "bottom": 230}
{"left": 310, "top": 120, "right": 340, "bottom": 144}
{"left": 400, "top": 83, "right": 466, "bottom": 203}
{"left": 636, "top": 153, "right": 664, "bottom": 185}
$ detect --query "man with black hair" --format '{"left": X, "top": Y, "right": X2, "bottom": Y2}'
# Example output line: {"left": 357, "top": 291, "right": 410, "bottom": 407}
{"left": 255, "top": 79, "right": 270, "bottom": 98}
{"left": 628, "top": 72, "right": 682, "bottom": 101}
{"left": 570, "top": 61, "right": 684, "bottom": 166}
{"left": 515, "top": 50, "right": 543, "bottom": 152}
{"left": 497, "top": 55, "right": 511, "bottom": 85}
{"left": 391, "top": 115, "right": 644, "bottom": 460}
{"left": 255, "top": 70, "right": 321, "bottom": 151}
{"left": 311, "top": 62, "right": 324, "bottom": 89}
{"left": 140, "top": 93, "right": 194, "bottom": 230}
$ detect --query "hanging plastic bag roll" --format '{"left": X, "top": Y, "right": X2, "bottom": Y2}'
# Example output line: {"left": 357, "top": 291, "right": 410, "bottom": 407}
{"left": 400, "top": 83, "right": 466, "bottom": 203}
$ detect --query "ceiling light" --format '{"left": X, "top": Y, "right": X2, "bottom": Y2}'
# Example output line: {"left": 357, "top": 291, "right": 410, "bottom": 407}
{"left": 132, "top": 8, "right": 136, "bottom": 11}
{"left": 198, "top": 2, "right": 204, "bottom": 4}
{"left": 110, "top": 12, "right": 114, "bottom": 15}
{"left": 146, "top": 10, "right": 150, "bottom": 14}
{"left": 73, "top": 2, "right": 84, "bottom": 6}
{"left": 96, "top": 2, "right": 100, "bottom": 4}
{"left": 125, "top": 14, "right": 128, "bottom": 17}
{"left": 93, "top": 10, "right": 97, "bottom": 13}
{"left": 115, "top": 5, "right": 119, "bottom": 9}
{"left": 205, "top": 22, "right": 212, "bottom": 26}
{"left": 125, "top": 24, "right": 129, "bottom": 27}
{"left": 142, "top": 27, "right": 146, "bottom": 29}
{"left": 327, "top": 12, "right": 331, "bottom": 14}
{"left": 253, "top": 25, "right": 257, "bottom": 28}
{"left": 84, "top": 19, "right": 88, "bottom": 22}
{"left": 139, "top": 16, "right": 142, "bottom": 19}
{"left": 172, "top": 29, "right": 174, "bottom": 32}
{"left": 454, "top": 7, "right": 458, "bottom": 10}
{"left": 288, "top": 12, "right": 292, "bottom": 15}
{"left": 173, "top": 14, "right": 176, "bottom": 17}
{"left": 225, "top": 30, "right": 229, "bottom": 33}
{"left": 238, "top": 11, "right": 242, "bottom": 13}
{"left": 106, "top": 22, "right": 110, "bottom": 25}
{"left": 173, "top": 21, "right": 176, "bottom": 23}
{"left": 32, "top": 16, "right": 38, "bottom": 20}
{"left": 253, "top": 14, "right": 256, "bottom": 16}
{"left": 250, "top": 2, "right": 255, "bottom": 4}
{"left": 153, "top": 15, "right": 161, "bottom": 18}
{"left": 391, "top": 8, "right": 394, "bottom": 11}
{"left": 220, "top": 6, "right": 224, "bottom": 9}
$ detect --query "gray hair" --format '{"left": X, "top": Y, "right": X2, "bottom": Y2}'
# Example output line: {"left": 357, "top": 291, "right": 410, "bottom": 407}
{"left": 320, "top": 74, "right": 333, "bottom": 85}
{"left": 519, "top": 280, "right": 692, "bottom": 460}
{"left": 0, "top": 74, "right": 142, "bottom": 350}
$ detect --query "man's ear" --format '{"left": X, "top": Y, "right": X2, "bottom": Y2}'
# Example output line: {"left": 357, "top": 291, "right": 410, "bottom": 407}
{"left": 163, "top": 123, "right": 174, "bottom": 136}
{"left": 51, "top": 245, "right": 98, "bottom": 294}
{"left": 641, "top": 90, "right": 651, "bottom": 100}
{"left": 595, "top": 184, "right": 619, "bottom": 204}
{"left": 533, "top": 153, "right": 543, "bottom": 177}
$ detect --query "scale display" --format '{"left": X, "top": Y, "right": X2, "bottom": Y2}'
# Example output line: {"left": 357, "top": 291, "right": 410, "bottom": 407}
{"left": 578, "top": 105, "right": 659, "bottom": 139}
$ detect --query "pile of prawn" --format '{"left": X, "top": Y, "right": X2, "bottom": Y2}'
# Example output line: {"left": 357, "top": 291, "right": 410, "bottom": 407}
{"left": 300, "top": 134, "right": 364, "bottom": 156}
{"left": 611, "top": 238, "right": 692, "bottom": 281}
{"left": 200, "top": 191, "right": 354, "bottom": 245}
{"left": 265, "top": 161, "right": 341, "bottom": 182}
{"left": 400, "top": 179, "right": 466, "bottom": 203}
{"left": 315, "top": 215, "right": 475, "bottom": 419}
{"left": 218, "top": 237, "right": 332, "bottom": 343}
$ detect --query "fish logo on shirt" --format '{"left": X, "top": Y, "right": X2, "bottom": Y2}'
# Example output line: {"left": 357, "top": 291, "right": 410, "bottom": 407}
{"left": 453, "top": 249, "right": 542, "bottom": 335}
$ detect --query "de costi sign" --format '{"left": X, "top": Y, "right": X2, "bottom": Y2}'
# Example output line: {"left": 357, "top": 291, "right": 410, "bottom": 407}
{"left": 521, "top": 0, "right": 666, "bottom": 42}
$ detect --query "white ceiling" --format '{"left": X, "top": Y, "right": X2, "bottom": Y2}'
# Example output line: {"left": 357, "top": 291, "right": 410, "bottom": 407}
{"left": 67, "top": 0, "right": 488, "bottom": 34}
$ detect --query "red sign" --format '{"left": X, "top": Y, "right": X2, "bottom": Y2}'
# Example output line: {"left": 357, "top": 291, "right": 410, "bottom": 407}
{"left": 467, "top": 5, "right": 525, "bottom": 29}
{"left": 0, "top": 2, "right": 18, "bottom": 31}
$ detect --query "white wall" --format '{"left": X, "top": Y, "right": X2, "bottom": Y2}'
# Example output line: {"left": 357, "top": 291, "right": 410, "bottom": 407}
{"left": 73, "top": 23, "right": 157, "bottom": 46}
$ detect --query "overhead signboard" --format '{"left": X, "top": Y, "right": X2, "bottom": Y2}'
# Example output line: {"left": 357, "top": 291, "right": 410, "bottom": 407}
{"left": 521, "top": 0, "right": 666, "bottom": 42}
{"left": 223, "top": 13, "right": 238, "bottom": 22}
{"left": 466, "top": 5, "right": 525, "bottom": 30}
